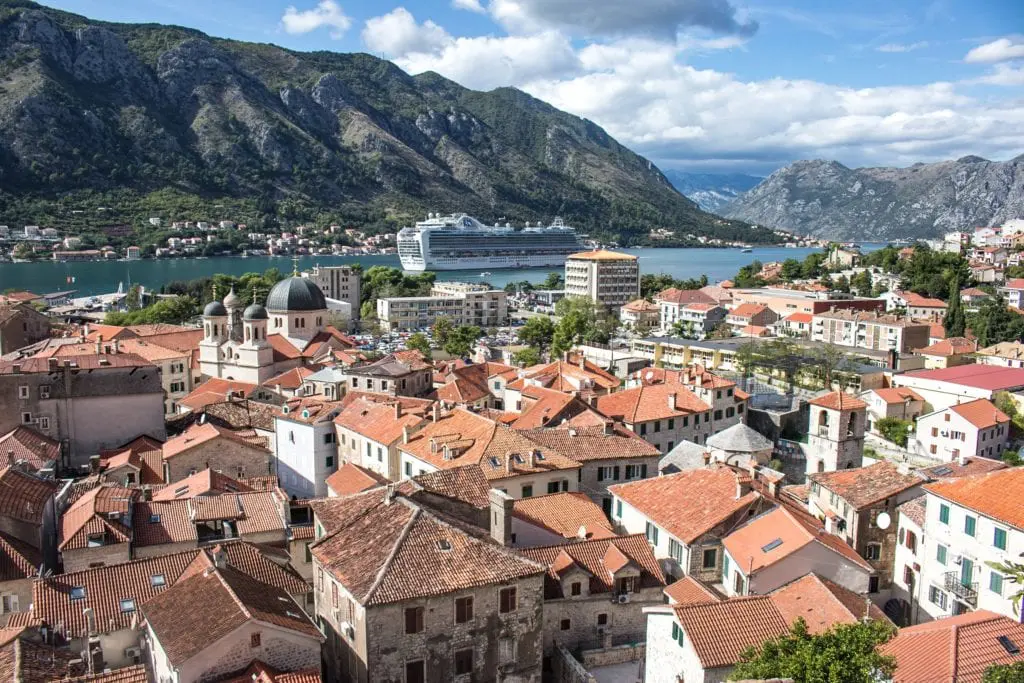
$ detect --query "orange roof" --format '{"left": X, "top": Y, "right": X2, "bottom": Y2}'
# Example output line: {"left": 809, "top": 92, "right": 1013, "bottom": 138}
{"left": 924, "top": 468, "right": 1024, "bottom": 529}
{"left": 609, "top": 466, "right": 758, "bottom": 544}
{"left": 522, "top": 423, "right": 659, "bottom": 462}
{"left": 871, "top": 387, "right": 925, "bottom": 404}
{"left": 808, "top": 390, "right": 867, "bottom": 411}
{"left": 917, "top": 337, "right": 977, "bottom": 357}
{"left": 900, "top": 291, "right": 947, "bottom": 308}
{"left": 59, "top": 486, "right": 136, "bottom": 551}
{"left": 519, "top": 534, "right": 665, "bottom": 597}
{"left": 622, "top": 298, "right": 659, "bottom": 312}
{"left": 567, "top": 249, "right": 637, "bottom": 261}
{"left": 880, "top": 610, "right": 1024, "bottom": 683}
{"left": 523, "top": 357, "right": 621, "bottom": 392}
{"left": 178, "top": 378, "right": 260, "bottom": 412}
{"left": 808, "top": 461, "right": 922, "bottom": 510}
{"left": 781, "top": 312, "right": 811, "bottom": 324}
{"left": 0, "top": 468, "right": 57, "bottom": 525}
{"left": 729, "top": 303, "right": 769, "bottom": 318}
{"left": 664, "top": 576, "right": 723, "bottom": 606}
{"left": 0, "top": 426, "right": 60, "bottom": 471}
{"left": 162, "top": 422, "right": 267, "bottom": 459}
{"left": 740, "top": 325, "right": 770, "bottom": 336}
{"left": 151, "top": 468, "right": 254, "bottom": 501}
{"left": 333, "top": 397, "right": 426, "bottom": 445}
{"left": 265, "top": 334, "right": 302, "bottom": 361}
{"left": 656, "top": 288, "right": 716, "bottom": 306}
{"left": 325, "top": 462, "right": 387, "bottom": 497}
{"left": 722, "top": 506, "right": 873, "bottom": 574}
{"left": 512, "top": 492, "right": 616, "bottom": 541}
{"left": 595, "top": 382, "right": 709, "bottom": 424}
{"left": 263, "top": 366, "right": 314, "bottom": 391}
{"left": 948, "top": 398, "right": 1009, "bottom": 429}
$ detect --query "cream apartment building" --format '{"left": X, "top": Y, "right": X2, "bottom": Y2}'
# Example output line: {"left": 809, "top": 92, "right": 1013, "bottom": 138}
{"left": 564, "top": 249, "right": 640, "bottom": 311}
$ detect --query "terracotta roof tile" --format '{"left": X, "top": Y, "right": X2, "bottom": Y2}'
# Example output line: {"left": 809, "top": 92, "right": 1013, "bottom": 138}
{"left": 325, "top": 462, "right": 387, "bottom": 497}
{"left": 98, "top": 435, "right": 165, "bottom": 486}
{"left": 898, "top": 495, "right": 926, "bottom": 528}
{"left": 278, "top": 396, "right": 347, "bottom": 425}
{"left": 333, "top": 397, "right": 426, "bottom": 445}
{"left": 58, "top": 485, "right": 136, "bottom": 550}
{"left": 918, "top": 456, "right": 1007, "bottom": 479}
{"left": 568, "top": 249, "right": 637, "bottom": 261}
{"left": 0, "top": 637, "right": 83, "bottom": 683}
{"left": 163, "top": 422, "right": 268, "bottom": 459}
{"left": 622, "top": 299, "right": 659, "bottom": 312}
{"left": 178, "top": 378, "right": 261, "bottom": 412}
{"left": 917, "top": 337, "right": 977, "bottom": 357}
{"left": 519, "top": 534, "right": 665, "bottom": 597}
{"left": 264, "top": 366, "right": 314, "bottom": 391}
{"left": 949, "top": 398, "right": 1010, "bottom": 429}
{"left": 522, "top": 357, "right": 620, "bottom": 392}
{"left": 132, "top": 500, "right": 196, "bottom": 546}
{"left": 0, "top": 427, "right": 59, "bottom": 471}
{"left": 310, "top": 491, "right": 545, "bottom": 606}
{"left": 595, "top": 383, "right": 710, "bottom": 424}
{"left": 64, "top": 665, "right": 149, "bottom": 683}
{"left": 871, "top": 387, "right": 925, "bottom": 404}
{"left": 0, "top": 531, "right": 40, "bottom": 582}
{"left": 609, "top": 467, "right": 758, "bottom": 544}
{"left": 808, "top": 461, "right": 923, "bottom": 510}
{"left": 512, "top": 493, "right": 616, "bottom": 541}
{"left": 664, "top": 576, "right": 723, "bottom": 606}
{"left": 880, "top": 610, "right": 1024, "bottom": 683}
{"left": 782, "top": 312, "right": 813, "bottom": 324}
{"left": 152, "top": 468, "right": 254, "bottom": 501}
{"left": 925, "top": 468, "right": 1024, "bottom": 529}
{"left": 729, "top": 303, "right": 770, "bottom": 318}
{"left": 900, "top": 365, "right": 1024, "bottom": 391}
{"left": 521, "top": 424, "right": 659, "bottom": 462}
{"left": 655, "top": 288, "right": 716, "bottom": 306}
{"left": 770, "top": 573, "right": 888, "bottom": 631}
{"left": 808, "top": 390, "right": 867, "bottom": 411}
{"left": 0, "top": 467, "right": 56, "bottom": 526}
{"left": 409, "top": 466, "right": 491, "bottom": 509}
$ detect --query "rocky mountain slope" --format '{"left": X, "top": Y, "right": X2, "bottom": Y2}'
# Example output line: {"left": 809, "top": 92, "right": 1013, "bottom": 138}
{"left": 662, "top": 171, "right": 762, "bottom": 213}
{"left": 0, "top": 1, "right": 773, "bottom": 244}
{"left": 722, "top": 156, "right": 1024, "bottom": 240}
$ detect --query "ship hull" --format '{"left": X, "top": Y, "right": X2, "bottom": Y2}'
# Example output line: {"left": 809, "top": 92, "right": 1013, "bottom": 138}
{"left": 399, "top": 252, "right": 573, "bottom": 271}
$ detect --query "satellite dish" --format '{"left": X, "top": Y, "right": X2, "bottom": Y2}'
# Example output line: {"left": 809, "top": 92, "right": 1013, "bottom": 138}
{"left": 876, "top": 512, "right": 891, "bottom": 530}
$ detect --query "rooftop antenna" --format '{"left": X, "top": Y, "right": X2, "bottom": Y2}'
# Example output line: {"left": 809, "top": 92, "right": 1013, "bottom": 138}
{"left": 292, "top": 255, "right": 300, "bottom": 277}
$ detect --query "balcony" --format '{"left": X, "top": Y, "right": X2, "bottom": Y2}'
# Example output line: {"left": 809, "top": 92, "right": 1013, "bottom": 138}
{"left": 944, "top": 571, "right": 979, "bottom": 606}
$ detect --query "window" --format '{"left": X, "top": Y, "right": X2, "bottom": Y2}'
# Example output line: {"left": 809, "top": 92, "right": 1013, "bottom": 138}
{"left": 671, "top": 622, "right": 685, "bottom": 647}
{"left": 499, "top": 638, "right": 516, "bottom": 664}
{"left": 965, "top": 515, "right": 977, "bottom": 537}
{"left": 119, "top": 599, "right": 135, "bottom": 613}
{"left": 323, "top": 433, "right": 334, "bottom": 444}
{"left": 332, "top": 582, "right": 338, "bottom": 608}
{"left": 645, "top": 522, "right": 659, "bottom": 546}
{"left": 70, "top": 587, "right": 86, "bottom": 600}
{"left": 454, "top": 648, "right": 473, "bottom": 676}
{"left": 702, "top": 548, "right": 717, "bottom": 570}
{"left": 150, "top": 574, "right": 166, "bottom": 588}
{"left": 250, "top": 632, "right": 261, "bottom": 648}
{"left": 991, "top": 572, "right": 1005, "bottom": 595}
{"left": 499, "top": 587, "right": 517, "bottom": 613}
{"left": 326, "top": 455, "right": 334, "bottom": 468}
{"left": 404, "top": 462, "right": 412, "bottom": 476}
{"left": 455, "top": 596, "right": 474, "bottom": 624}
{"left": 560, "top": 619, "right": 571, "bottom": 631}
{"left": 639, "top": 423, "right": 646, "bottom": 436}
{"left": 868, "top": 576, "right": 880, "bottom": 593}
{"left": 865, "top": 543, "right": 882, "bottom": 561}
{"left": 597, "top": 613, "right": 608, "bottom": 626}
{"left": 995, "top": 527, "right": 1008, "bottom": 550}
{"left": 0, "top": 595, "right": 18, "bottom": 614}
{"left": 570, "top": 582, "right": 581, "bottom": 596}
{"left": 714, "top": 410, "right": 722, "bottom": 420}
{"left": 38, "top": 417, "right": 49, "bottom": 431}
{"left": 615, "top": 500, "right": 622, "bottom": 518}
{"left": 936, "top": 544, "right": 947, "bottom": 565}
{"left": 405, "top": 660, "right": 425, "bottom": 683}
{"left": 17, "top": 386, "right": 28, "bottom": 399}
{"left": 722, "top": 553, "right": 730, "bottom": 578}
{"left": 668, "top": 419, "right": 674, "bottom": 429}
{"left": 521, "top": 485, "right": 533, "bottom": 498}
{"left": 21, "top": 413, "right": 31, "bottom": 425}
{"left": 905, "top": 530, "right": 917, "bottom": 553}
{"left": 928, "top": 585, "right": 948, "bottom": 610}
{"left": 939, "top": 504, "right": 950, "bottom": 524}
{"left": 547, "top": 481, "right": 560, "bottom": 494}
{"left": 669, "top": 539, "right": 684, "bottom": 564}
{"left": 405, "top": 607, "right": 424, "bottom": 634}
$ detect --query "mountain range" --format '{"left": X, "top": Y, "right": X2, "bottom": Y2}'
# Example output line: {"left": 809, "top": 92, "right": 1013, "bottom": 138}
{"left": 661, "top": 171, "right": 762, "bottom": 213}
{"left": 0, "top": 1, "right": 776, "bottom": 245}
{"left": 722, "top": 156, "right": 1024, "bottom": 240}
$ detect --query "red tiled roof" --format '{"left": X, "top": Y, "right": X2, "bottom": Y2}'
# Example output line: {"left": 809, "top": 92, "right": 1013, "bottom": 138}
{"left": 917, "top": 337, "right": 977, "bottom": 357}
{"left": 808, "top": 461, "right": 922, "bottom": 510}
{"left": 310, "top": 490, "right": 545, "bottom": 606}
{"left": 512, "top": 493, "right": 616, "bottom": 541}
{"left": 409, "top": 466, "right": 491, "bottom": 509}
{"left": 880, "top": 610, "right": 1024, "bottom": 683}
{"left": 899, "top": 291, "right": 948, "bottom": 308}
{"left": 263, "top": 366, "right": 314, "bottom": 391}
{"left": 1004, "top": 278, "right": 1024, "bottom": 290}
{"left": 656, "top": 288, "right": 716, "bottom": 306}
{"left": 664, "top": 576, "right": 723, "bottom": 606}
{"left": 98, "top": 435, "right": 165, "bottom": 486}
{"left": 924, "top": 468, "right": 1024, "bottom": 530}
{"left": 595, "top": 383, "right": 709, "bottom": 424}
{"left": 325, "top": 462, "right": 387, "bottom": 497}
{"left": 522, "top": 357, "right": 620, "bottom": 392}
{"left": 0, "top": 427, "right": 59, "bottom": 471}
{"left": 729, "top": 303, "right": 769, "bottom": 319}
{"left": 521, "top": 424, "right": 659, "bottom": 462}
{"left": 900, "top": 364, "right": 1024, "bottom": 391}
{"left": 519, "top": 534, "right": 665, "bottom": 597}
{"left": 0, "top": 531, "right": 40, "bottom": 582}
{"left": 622, "top": 299, "right": 659, "bottom": 312}
{"left": 609, "top": 467, "right": 758, "bottom": 544}
{"left": 59, "top": 485, "right": 136, "bottom": 550}
{"left": 0, "top": 468, "right": 57, "bottom": 527}
{"left": 178, "top": 378, "right": 260, "bottom": 412}
{"left": 333, "top": 397, "right": 426, "bottom": 445}
{"left": 871, "top": 387, "right": 925, "bottom": 404}
{"left": 163, "top": 422, "right": 267, "bottom": 459}
{"left": 808, "top": 390, "right": 867, "bottom": 411}
{"left": 782, "top": 312, "right": 813, "bottom": 324}
{"left": 948, "top": 398, "right": 1009, "bottom": 429}
{"left": 64, "top": 665, "right": 149, "bottom": 683}
{"left": 152, "top": 468, "right": 254, "bottom": 500}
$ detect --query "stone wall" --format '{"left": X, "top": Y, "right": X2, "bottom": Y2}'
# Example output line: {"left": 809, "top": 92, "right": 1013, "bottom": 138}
{"left": 579, "top": 642, "right": 645, "bottom": 668}
{"left": 62, "top": 542, "right": 131, "bottom": 573}
{"left": 165, "top": 437, "right": 271, "bottom": 483}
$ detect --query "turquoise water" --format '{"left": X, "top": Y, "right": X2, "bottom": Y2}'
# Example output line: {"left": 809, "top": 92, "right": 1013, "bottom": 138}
{"left": 0, "top": 245, "right": 883, "bottom": 297}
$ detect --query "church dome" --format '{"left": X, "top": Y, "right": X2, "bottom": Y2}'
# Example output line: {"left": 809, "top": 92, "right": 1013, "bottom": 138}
{"left": 223, "top": 286, "right": 241, "bottom": 308}
{"left": 203, "top": 300, "right": 228, "bottom": 317}
{"left": 243, "top": 302, "right": 269, "bottom": 320}
{"left": 266, "top": 276, "right": 327, "bottom": 312}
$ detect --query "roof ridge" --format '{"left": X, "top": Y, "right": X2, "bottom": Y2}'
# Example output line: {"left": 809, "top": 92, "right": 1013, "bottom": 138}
{"left": 362, "top": 499, "right": 421, "bottom": 604}
{"left": 212, "top": 562, "right": 255, "bottom": 622}
{"left": 418, "top": 504, "right": 550, "bottom": 573}
{"left": 514, "top": 532, "right": 649, "bottom": 554}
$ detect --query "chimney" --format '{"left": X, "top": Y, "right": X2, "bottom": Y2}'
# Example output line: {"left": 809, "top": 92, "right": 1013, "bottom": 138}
{"left": 94, "top": 336, "right": 102, "bottom": 355}
{"left": 702, "top": 451, "right": 711, "bottom": 467}
{"left": 505, "top": 451, "right": 514, "bottom": 474}
{"left": 562, "top": 350, "right": 569, "bottom": 362}
{"left": 142, "top": 487, "right": 152, "bottom": 502}
{"left": 527, "top": 449, "right": 538, "bottom": 468}
{"left": 83, "top": 607, "right": 97, "bottom": 637}
{"left": 959, "top": 450, "right": 970, "bottom": 467}
{"left": 83, "top": 323, "right": 90, "bottom": 336}
{"left": 86, "top": 635, "right": 104, "bottom": 676}
{"left": 112, "top": 339, "right": 120, "bottom": 354}
{"left": 488, "top": 488, "right": 514, "bottom": 546}
{"left": 402, "top": 425, "right": 411, "bottom": 444}
{"left": 383, "top": 483, "right": 397, "bottom": 505}
{"left": 735, "top": 474, "right": 752, "bottom": 499}
{"left": 578, "top": 355, "right": 585, "bottom": 370}
{"left": 394, "top": 402, "right": 402, "bottom": 419}
{"left": 432, "top": 402, "right": 440, "bottom": 423}
{"left": 667, "top": 393, "right": 677, "bottom": 411}
{"left": 211, "top": 544, "right": 227, "bottom": 569}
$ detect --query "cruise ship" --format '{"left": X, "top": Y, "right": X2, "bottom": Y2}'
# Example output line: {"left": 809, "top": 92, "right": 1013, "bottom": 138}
{"left": 397, "top": 213, "right": 585, "bottom": 271}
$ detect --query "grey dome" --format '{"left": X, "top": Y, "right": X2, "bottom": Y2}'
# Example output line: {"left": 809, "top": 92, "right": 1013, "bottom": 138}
{"left": 243, "top": 303, "right": 268, "bottom": 320}
{"left": 203, "top": 300, "right": 228, "bottom": 317}
{"left": 223, "top": 287, "right": 241, "bottom": 308}
{"left": 266, "top": 276, "right": 327, "bottom": 312}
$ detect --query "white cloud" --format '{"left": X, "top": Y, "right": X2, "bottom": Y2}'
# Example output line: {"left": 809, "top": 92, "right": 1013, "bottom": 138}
{"left": 964, "top": 36, "right": 1024, "bottom": 63}
{"left": 281, "top": 0, "right": 351, "bottom": 38}
{"left": 452, "top": 0, "right": 486, "bottom": 13}
{"left": 363, "top": 8, "right": 451, "bottom": 56}
{"left": 489, "top": 0, "right": 757, "bottom": 39}
{"left": 876, "top": 41, "right": 929, "bottom": 53}
{"left": 977, "top": 63, "right": 1024, "bottom": 86}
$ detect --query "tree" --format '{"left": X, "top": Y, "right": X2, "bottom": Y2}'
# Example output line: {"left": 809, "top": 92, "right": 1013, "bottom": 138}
{"left": 970, "top": 295, "right": 1024, "bottom": 347}
{"left": 984, "top": 661, "right": 1024, "bottom": 683}
{"left": 994, "top": 391, "right": 1024, "bottom": 434}
{"left": 875, "top": 417, "right": 913, "bottom": 447}
{"left": 104, "top": 296, "right": 197, "bottom": 325}
{"left": 729, "top": 618, "right": 896, "bottom": 683}
{"left": 125, "top": 284, "right": 142, "bottom": 312}
{"left": 518, "top": 316, "right": 555, "bottom": 355}
{"left": 850, "top": 270, "right": 873, "bottom": 297}
{"left": 405, "top": 332, "right": 432, "bottom": 360}
{"left": 1002, "top": 450, "right": 1023, "bottom": 467}
{"left": 814, "top": 343, "right": 846, "bottom": 390}
{"left": 833, "top": 274, "right": 851, "bottom": 293}
{"left": 511, "top": 347, "right": 541, "bottom": 367}
{"left": 986, "top": 558, "right": 1024, "bottom": 616}
{"left": 541, "top": 272, "right": 564, "bottom": 289}
{"left": 432, "top": 316, "right": 455, "bottom": 346}
{"left": 780, "top": 258, "right": 803, "bottom": 282}
{"left": 444, "top": 325, "right": 481, "bottom": 358}
{"left": 945, "top": 275, "right": 966, "bottom": 337}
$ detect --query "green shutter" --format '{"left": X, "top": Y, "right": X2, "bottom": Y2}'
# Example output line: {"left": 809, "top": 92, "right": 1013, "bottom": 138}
{"left": 939, "top": 504, "right": 950, "bottom": 524}
{"left": 991, "top": 572, "right": 1004, "bottom": 595}
{"left": 995, "top": 527, "right": 1007, "bottom": 550}
{"left": 936, "top": 545, "right": 947, "bottom": 565}
{"left": 965, "top": 515, "right": 976, "bottom": 537}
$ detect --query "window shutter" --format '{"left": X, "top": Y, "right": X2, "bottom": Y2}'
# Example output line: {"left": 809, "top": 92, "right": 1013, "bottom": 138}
{"left": 640, "top": 464, "right": 648, "bottom": 478}
{"left": 613, "top": 466, "right": 620, "bottom": 480}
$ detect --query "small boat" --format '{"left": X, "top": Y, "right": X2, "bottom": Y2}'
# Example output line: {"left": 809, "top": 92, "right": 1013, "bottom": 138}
{"left": 480, "top": 272, "right": 492, "bottom": 277}
{"left": 741, "top": 248, "right": 753, "bottom": 253}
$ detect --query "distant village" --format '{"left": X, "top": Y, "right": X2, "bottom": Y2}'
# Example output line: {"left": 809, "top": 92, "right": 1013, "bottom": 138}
{"left": 0, "top": 219, "right": 1024, "bottom": 682}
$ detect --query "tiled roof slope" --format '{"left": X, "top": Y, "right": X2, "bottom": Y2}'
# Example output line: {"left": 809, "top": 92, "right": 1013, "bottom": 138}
{"left": 0, "top": 467, "right": 56, "bottom": 525}
{"left": 310, "top": 489, "right": 545, "bottom": 606}
{"left": 808, "top": 391, "right": 867, "bottom": 411}
{"left": 520, "top": 423, "right": 658, "bottom": 462}
{"left": 0, "top": 427, "right": 59, "bottom": 471}
{"left": 512, "top": 492, "right": 616, "bottom": 541}
{"left": 152, "top": 468, "right": 254, "bottom": 501}
{"left": 609, "top": 466, "right": 758, "bottom": 544}
{"left": 518, "top": 534, "right": 665, "bottom": 598}
{"left": 924, "top": 468, "right": 1024, "bottom": 530}
{"left": 595, "top": 383, "right": 710, "bottom": 423}
{"left": 59, "top": 486, "right": 137, "bottom": 551}
{"left": 664, "top": 576, "right": 723, "bottom": 606}
{"left": 325, "top": 462, "right": 387, "bottom": 497}
{"left": 808, "top": 461, "right": 923, "bottom": 510}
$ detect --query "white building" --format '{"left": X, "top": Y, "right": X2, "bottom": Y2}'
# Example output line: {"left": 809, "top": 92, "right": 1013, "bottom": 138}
{"left": 564, "top": 249, "right": 640, "bottom": 311}
{"left": 892, "top": 365, "right": 1024, "bottom": 411}
{"left": 273, "top": 397, "right": 343, "bottom": 498}
{"left": 805, "top": 391, "right": 867, "bottom": 475}
{"left": 912, "top": 398, "right": 1010, "bottom": 462}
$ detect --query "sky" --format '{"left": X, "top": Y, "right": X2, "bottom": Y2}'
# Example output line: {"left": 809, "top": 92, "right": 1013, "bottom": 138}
{"left": 42, "top": 0, "right": 1024, "bottom": 176}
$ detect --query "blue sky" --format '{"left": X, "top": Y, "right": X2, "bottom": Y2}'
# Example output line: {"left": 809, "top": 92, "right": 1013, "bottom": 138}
{"left": 42, "top": 0, "right": 1024, "bottom": 175}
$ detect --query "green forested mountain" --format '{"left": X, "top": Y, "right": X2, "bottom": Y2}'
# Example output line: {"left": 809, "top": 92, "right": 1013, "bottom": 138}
{"left": 0, "top": 1, "right": 775, "bottom": 244}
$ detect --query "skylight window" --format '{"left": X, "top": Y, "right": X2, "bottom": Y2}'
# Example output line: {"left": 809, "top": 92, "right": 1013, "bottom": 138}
{"left": 173, "top": 486, "right": 189, "bottom": 498}
{"left": 931, "top": 466, "right": 953, "bottom": 476}
{"left": 999, "top": 636, "right": 1020, "bottom": 655}
{"left": 436, "top": 539, "right": 452, "bottom": 551}
{"left": 535, "top": 452, "right": 545, "bottom": 461}
{"left": 761, "top": 538, "right": 784, "bottom": 553}
{"left": 489, "top": 457, "right": 500, "bottom": 468}
{"left": 70, "top": 587, "right": 86, "bottom": 600}
{"left": 149, "top": 514, "right": 161, "bottom": 524}
{"left": 120, "top": 599, "right": 136, "bottom": 613}
{"left": 150, "top": 574, "right": 166, "bottom": 588}
{"left": 513, "top": 454, "right": 524, "bottom": 464}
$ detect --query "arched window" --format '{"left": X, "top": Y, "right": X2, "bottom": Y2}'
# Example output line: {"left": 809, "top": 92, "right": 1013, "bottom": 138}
{"left": 205, "top": 324, "right": 210, "bottom": 336}
{"left": 818, "top": 411, "right": 829, "bottom": 427}
{"left": 213, "top": 325, "right": 218, "bottom": 336}
{"left": 846, "top": 412, "right": 856, "bottom": 436}
{"left": 245, "top": 327, "right": 251, "bottom": 341}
